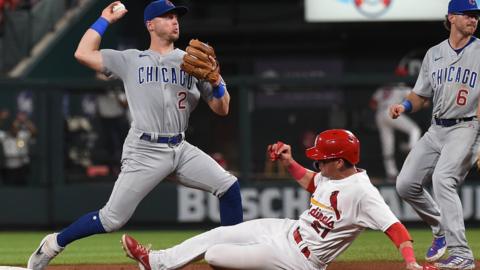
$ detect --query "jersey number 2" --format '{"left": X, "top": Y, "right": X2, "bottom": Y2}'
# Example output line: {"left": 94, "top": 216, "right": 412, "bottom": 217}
{"left": 456, "top": 89, "right": 468, "bottom": 106}
{"left": 178, "top": 92, "right": 187, "bottom": 110}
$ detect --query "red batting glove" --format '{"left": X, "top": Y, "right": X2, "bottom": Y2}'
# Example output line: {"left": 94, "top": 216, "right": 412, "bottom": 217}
{"left": 268, "top": 141, "right": 284, "bottom": 161}
{"left": 423, "top": 263, "right": 438, "bottom": 270}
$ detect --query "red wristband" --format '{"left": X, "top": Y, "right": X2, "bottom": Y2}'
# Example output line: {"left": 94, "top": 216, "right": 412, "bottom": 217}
{"left": 401, "top": 246, "right": 416, "bottom": 264}
{"left": 287, "top": 160, "right": 307, "bottom": 180}
{"left": 385, "top": 222, "right": 412, "bottom": 248}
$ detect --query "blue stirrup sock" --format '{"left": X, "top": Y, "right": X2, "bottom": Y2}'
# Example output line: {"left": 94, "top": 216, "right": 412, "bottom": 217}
{"left": 219, "top": 181, "right": 243, "bottom": 226}
{"left": 56, "top": 211, "right": 106, "bottom": 247}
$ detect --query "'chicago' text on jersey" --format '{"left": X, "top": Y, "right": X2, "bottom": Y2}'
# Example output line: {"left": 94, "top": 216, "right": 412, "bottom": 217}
{"left": 431, "top": 65, "right": 477, "bottom": 89}
{"left": 138, "top": 66, "right": 193, "bottom": 89}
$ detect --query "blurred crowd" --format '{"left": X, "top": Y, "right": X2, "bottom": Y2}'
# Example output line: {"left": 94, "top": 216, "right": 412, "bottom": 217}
{"left": 63, "top": 75, "right": 130, "bottom": 182}
{"left": 0, "top": 104, "right": 36, "bottom": 186}
{"left": 0, "top": 0, "right": 41, "bottom": 35}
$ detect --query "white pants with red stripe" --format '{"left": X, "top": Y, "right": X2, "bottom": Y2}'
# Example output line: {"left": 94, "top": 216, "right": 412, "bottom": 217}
{"left": 149, "top": 218, "right": 320, "bottom": 270}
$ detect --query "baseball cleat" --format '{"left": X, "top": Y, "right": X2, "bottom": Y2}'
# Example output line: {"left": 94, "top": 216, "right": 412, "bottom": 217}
{"left": 27, "top": 233, "right": 64, "bottom": 270}
{"left": 121, "top": 234, "right": 151, "bottom": 270}
{"left": 425, "top": 235, "right": 447, "bottom": 262}
{"left": 434, "top": 255, "right": 475, "bottom": 270}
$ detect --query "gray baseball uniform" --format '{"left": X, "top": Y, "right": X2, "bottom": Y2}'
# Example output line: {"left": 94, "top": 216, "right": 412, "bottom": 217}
{"left": 396, "top": 38, "right": 480, "bottom": 259}
{"left": 98, "top": 48, "right": 237, "bottom": 231}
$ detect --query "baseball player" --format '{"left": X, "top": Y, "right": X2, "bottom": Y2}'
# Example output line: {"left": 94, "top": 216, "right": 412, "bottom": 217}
{"left": 27, "top": 1, "right": 243, "bottom": 269}
{"left": 121, "top": 129, "right": 428, "bottom": 270}
{"left": 389, "top": 0, "right": 480, "bottom": 269}
{"left": 370, "top": 83, "right": 421, "bottom": 182}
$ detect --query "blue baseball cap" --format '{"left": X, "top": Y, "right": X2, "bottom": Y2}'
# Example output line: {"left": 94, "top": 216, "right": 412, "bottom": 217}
{"left": 144, "top": 0, "right": 188, "bottom": 24}
{"left": 448, "top": 0, "right": 480, "bottom": 14}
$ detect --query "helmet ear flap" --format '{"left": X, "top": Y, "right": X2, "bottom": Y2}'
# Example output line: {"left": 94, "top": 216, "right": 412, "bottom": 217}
{"left": 313, "top": 161, "right": 320, "bottom": 171}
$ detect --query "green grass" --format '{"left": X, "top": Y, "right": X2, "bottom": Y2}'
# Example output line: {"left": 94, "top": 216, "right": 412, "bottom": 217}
{"left": 0, "top": 229, "right": 479, "bottom": 266}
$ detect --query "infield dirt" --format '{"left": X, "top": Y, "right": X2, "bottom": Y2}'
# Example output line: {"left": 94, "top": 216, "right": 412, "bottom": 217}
{"left": 45, "top": 261, "right": 479, "bottom": 270}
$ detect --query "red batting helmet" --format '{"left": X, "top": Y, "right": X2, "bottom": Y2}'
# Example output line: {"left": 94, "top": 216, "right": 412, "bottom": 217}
{"left": 394, "top": 49, "right": 426, "bottom": 77}
{"left": 305, "top": 129, "right": 360, "bottom": 165}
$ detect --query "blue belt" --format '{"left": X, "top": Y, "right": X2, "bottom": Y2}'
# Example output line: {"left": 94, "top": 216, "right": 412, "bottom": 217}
{"left": 140, "top": 133, "right": 183, "bottom": 146}
{"left": 434, "top": 117, "right": 475, "bottom": 127}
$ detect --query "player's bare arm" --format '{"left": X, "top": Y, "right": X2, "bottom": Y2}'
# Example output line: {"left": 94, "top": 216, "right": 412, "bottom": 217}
{"left": 389, "top": 91, "right": 429, "bottom": 119}
{"left": 267, "top": 141, "right": 315, "bottom": 190}
{"left": 207, "top": 85, "right": 230, "bottom": 116}
{"left": 384, "top": 222, "right": 427, "bottom": 270}
{"left": 74, "top": 1, "right": 128, "bottom": 72}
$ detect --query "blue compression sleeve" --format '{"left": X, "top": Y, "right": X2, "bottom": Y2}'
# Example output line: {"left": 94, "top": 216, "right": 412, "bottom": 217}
{"left": 57, "top": 211, "right": 106, "bottom": 247}
{"left": 219, "top": 181, "right": 243, "bottom": 226}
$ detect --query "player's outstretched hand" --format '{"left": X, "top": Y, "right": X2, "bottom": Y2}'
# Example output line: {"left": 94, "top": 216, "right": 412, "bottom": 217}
{"left": 405, "top": 262, "right": 423, "bottom": 270}
{"left": 405, "top": 262, "right": 438, "bottom": 270}
{"left": 389, "top": 104, "right": 405, "bottom": 119}
{"left": 267, "top": 141, "right": 293, "bottom": 165}
{"left": 101, "top": 1, "right": 128, "bottom": 24}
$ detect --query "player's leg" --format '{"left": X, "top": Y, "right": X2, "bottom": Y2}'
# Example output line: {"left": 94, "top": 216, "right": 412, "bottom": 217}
{"left": 395, "top": 127, "right": 447, "bottom": 262}
{"left": 204, "top": 244, "right": 277, "bottom": 270}
{"left": 431, "top": 122, "right": 478, "bottom": 267}
{"left": 376, "top": 112, "right": 398, "bottom": 180}
{"left": 174, "top": 141, "right": 243, "bottom": 225}
{"left": 390, "top": 115, "right": 421, "bottom": 150}
{"left": 204, "top": 234, "right": 314, "bottom": 270}
{"left": 124, "top": 218, "right": 296, "bottom": 269}
{"left": 28, "top": 132, "right": 174, "bottom": 270}
{"left": 396, "top": 128, "right": 443, "bottom": 233}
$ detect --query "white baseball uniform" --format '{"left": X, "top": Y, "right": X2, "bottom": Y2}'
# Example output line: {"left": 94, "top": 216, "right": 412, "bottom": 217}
{"left": 372, "top": 84, "right": 421, "bottom": 179}
{"left": 147, "top": 169, "right": 399, "bottom": 270}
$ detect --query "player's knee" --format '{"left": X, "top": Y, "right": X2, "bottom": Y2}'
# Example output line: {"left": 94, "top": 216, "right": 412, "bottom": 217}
{"left": 99, "top": 208, "right": 129, "bottom": 232}
{"left": 395, "top": 178, "right": 411, "bottom": 199}
{"left": 396, "top": 176, "right": 423, "bottom": 199}
{"left": 204, "top": 245, "right": 225, "bottom": 267}
{"left": 432, "top": 172, "right": 459, "bottom": 191}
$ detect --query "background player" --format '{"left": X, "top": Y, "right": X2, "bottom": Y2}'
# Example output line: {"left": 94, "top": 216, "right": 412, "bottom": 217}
{"left": 370, "top": 82, "right": 421, "bottom": 182}
{"left": 27, "top": 1, "right": 243, "bottom": 269}
{"left": 121, "top": 129, "right": 428, "bottom": 270}
{"left": 389, "top": 0, "right": 480, "bottom": 268}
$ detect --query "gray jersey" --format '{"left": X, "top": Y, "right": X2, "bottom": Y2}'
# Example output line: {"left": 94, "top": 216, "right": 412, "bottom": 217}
{"left": 413, "top": 38, "right": 480, "bottom": 119}
{"left": 101, "top": 48, "right": 214, "bottom": 134}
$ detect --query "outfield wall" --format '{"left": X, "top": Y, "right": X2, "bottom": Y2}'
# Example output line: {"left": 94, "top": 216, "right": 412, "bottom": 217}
{"left": 1, "top": 181, "right": 479, "bottom": 228}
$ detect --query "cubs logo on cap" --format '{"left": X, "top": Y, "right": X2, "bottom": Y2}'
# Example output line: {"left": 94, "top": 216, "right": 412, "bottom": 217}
{"left": 448, "top": 0, "right": 480, "bottom": 14}
{"left": 144, "top": 0, "right": 188, "bottom": 24}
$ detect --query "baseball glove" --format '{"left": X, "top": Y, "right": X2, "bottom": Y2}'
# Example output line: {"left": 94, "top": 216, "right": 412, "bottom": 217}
{"left": 181, "top": 39, "right": 220, "bottom": 85}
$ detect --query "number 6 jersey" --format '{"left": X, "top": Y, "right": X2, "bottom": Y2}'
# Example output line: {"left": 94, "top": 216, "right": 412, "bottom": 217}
{"left": 413, "top": 37, "right": 480, "bottom": 119}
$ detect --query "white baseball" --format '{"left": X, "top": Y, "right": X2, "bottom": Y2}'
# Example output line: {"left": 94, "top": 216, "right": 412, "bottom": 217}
{"left": 112, "top": 3, "right": 126, "bottom": 13}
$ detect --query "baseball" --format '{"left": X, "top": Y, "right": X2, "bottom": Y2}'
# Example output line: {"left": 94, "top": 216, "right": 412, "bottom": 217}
{"left": 112, "top": 3, "right": 125, "bottom": 13}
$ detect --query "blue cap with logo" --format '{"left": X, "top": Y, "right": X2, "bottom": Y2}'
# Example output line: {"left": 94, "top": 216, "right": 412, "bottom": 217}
{"left": 144, "top": 0, "right": 188, "bottom": 24}
{"left": 448, "top": 0, "right": 480, "bottom": 14}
